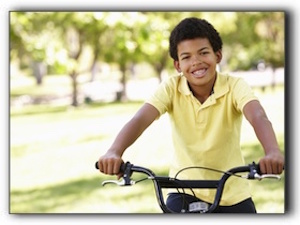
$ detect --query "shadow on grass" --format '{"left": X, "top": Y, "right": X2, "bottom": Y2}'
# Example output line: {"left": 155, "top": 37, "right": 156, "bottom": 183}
{"left": 10, "top": 139, "right": 285, "bottom": 213}
{"left": 10, "top": 176, "right": 102, "bottom": 213}
{"left": 10, "top": 168, "right": 169, "bottom": 213}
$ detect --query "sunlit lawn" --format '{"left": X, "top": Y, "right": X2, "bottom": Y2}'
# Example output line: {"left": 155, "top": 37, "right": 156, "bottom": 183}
{"left": 10, "top": 77, "right": 285, "bottom": 214}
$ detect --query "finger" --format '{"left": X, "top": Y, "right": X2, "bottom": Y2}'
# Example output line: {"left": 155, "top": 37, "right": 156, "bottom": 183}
{"left": 273, "top": 162, "right": 281, "bottom": 174}
{"left": 277, "top": 162, "right": 284, "bottom": 174}
{"left": 275, "top": 164, "right": 280, "bottom": 174}
{"left": 98, "top": 160, "right": 104, "bottom": 173}
{"left": 98, "top": 157, "right": 108, "bottom": 173}
{"left": 265, "top": 161, "right": 273, "bottom": 174}
{"left": 259, "top": 161, "right": 266, "bottom": 174}
{"left": 271, "top": 160, "right": 285, "bottom": 174}
{"left": 114, "top": 159, "right": 124, "bottom": 174}
{"left": 113, "top": 161, "right": 121, "bottom": 174}
{"left": 102, "top": 160, "right": 110, "bottom": 174}
{"left": 107, "top": 162, "right": 114, "bottom": 175}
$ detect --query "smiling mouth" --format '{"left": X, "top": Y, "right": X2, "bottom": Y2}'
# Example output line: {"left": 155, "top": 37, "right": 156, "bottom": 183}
{"left": 192, "top": 69, "right": 207, "bottom": 78}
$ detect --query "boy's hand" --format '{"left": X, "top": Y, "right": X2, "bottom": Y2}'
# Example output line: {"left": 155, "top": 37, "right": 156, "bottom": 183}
{"left": 259, "top": 151, "right": 284, "bottom": 174}
{"left": 98, "top": 151, "right": 124, "bottom": 179}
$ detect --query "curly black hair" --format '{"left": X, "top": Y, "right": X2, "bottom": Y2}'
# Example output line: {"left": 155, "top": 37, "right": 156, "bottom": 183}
{"left": 169, "top": 17, "right": 223, "bottom": 61}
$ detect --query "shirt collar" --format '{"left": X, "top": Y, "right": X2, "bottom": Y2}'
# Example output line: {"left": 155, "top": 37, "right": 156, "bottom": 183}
{"left": 178, "top": 75, "right": 191, "bottom": 95}
{"left": 178, "top": 72, "right": 229, "bottom": 99}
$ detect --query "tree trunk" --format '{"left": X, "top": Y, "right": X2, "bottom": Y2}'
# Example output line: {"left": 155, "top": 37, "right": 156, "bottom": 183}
{"left": 70, "top": 71, "right": 78, "bottom": 107}
{"left": 154, "top": 51, "right": 168, "bottom": 82}
{"left": 90, "top": 48, "right": 99, "bottom": 82}
{"left": 32, "top": 61, "right": 47, "bottom": 85}
{"left": 117, "top": 64, "right": 127, "bottom": 102}
{"left": 67, "top": 28, "right": 83, "bottom": 107}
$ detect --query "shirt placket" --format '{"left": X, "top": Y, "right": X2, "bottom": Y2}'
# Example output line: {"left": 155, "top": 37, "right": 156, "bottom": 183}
{"left": 192, "top": 95, "right": 216, "bottom": 125}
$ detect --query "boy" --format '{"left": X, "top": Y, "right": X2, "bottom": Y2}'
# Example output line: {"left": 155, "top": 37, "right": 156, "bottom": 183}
{"left": 98, "top": 17, "right": 284, "bottom": 213}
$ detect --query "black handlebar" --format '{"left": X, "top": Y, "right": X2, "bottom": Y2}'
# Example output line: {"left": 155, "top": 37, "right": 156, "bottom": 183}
{"left": 95, "top": 161, "right": 261, "bottom": 176}
{"left": 94, "top": 160, "right": 276, "bottom": 213}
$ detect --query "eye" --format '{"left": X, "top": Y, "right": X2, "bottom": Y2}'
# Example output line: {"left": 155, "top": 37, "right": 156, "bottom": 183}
{"left": 181, "top": 56, "right": 190, "bottom": 60}
{"left": 200, "top": 51, "right": 209, "bottom": 55}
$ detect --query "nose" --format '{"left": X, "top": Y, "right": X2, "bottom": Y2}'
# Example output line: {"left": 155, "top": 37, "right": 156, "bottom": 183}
{"left": 192, "top": 55, "right": 202, "bottom": 66}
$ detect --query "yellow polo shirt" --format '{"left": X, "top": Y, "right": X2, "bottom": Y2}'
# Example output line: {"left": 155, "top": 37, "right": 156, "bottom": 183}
{"left": 146, "top": 73, "right": 258, "bottom": 206}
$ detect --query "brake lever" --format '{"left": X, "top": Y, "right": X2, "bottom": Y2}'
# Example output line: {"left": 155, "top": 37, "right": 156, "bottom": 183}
{"left": 102, "top": 178, "right": 135, "bottom": 186}
{"left": 244, "top": 162, "right": 281, "bottom": 181}
{"left": 242, "top": 173, "right": 281, "bottom": 181}
{"left": 254, "top": 173, "right": 281, "bottom": 181}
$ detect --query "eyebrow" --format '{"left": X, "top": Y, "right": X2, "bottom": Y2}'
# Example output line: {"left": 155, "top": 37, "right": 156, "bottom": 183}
{"left": 179, "top": 47, "right": 209, "bottom": 57}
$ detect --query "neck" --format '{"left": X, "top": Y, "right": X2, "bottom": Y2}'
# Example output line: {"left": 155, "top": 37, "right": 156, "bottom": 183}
{"left": 189, "top": 75, "right": 216, "bottom": 104}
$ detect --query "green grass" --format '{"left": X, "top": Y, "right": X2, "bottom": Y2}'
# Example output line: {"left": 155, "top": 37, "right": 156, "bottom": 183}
{"left": 10, "top": 75, "right": 285, "bottom": 214}
{"left": 242, "top": 141, "right": 285, "bottom": 214}
{"left": 10, "top": 170, "right": 168, "bottom": 213}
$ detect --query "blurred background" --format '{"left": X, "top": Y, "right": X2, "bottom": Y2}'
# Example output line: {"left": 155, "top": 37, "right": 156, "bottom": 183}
{"left": 10, "top": 11, "right": 285, "bottom": 213}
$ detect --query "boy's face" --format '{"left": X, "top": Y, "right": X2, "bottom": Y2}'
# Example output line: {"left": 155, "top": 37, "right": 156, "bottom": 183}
{"left": 174, "top": 38, "right": 222, "bottom": 89}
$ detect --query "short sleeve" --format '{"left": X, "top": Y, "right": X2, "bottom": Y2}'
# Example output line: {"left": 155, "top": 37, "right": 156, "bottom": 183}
{"left": 145, "top": 78, "right": 174, "bottom": 117}
{"left": 232, "top": 78, "right": 259, "bottom": 113}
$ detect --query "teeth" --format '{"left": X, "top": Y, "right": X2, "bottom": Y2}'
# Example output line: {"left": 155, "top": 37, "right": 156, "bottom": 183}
{"left": 193, "top": 69, "right": 206, "bottom": 77}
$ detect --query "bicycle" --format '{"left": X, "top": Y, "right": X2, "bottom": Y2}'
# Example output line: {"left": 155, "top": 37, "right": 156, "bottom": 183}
{"left": 95, "top": 161, "right": 282, "bottom": 213}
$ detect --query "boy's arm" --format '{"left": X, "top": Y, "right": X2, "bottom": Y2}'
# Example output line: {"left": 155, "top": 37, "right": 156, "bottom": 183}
{"left": 243, "top": 100, "right": 284, "bottom": 174}
{"left": 98, "top": 103, "right": 159, "bottom": 176}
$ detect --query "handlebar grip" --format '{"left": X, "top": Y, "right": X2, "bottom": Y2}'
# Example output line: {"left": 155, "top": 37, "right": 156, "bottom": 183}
{"left": 95, "top": 161, "right": 99, "bottom": 169}
{"left": 95, "top": 161, "right": 126, "bottom": 173}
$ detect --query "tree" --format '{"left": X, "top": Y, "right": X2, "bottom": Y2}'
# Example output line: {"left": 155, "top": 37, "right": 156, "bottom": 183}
{"left": 220, "top": 12, "right": 284, "bottom": 71}
{"left": 10, "top": 12, "right": 285, "bottom": 106}
{"left": 138, "top": 12, "right": 176, "bottom": 81}
{"left": 98, "top": 12, "right": 149, "bottom": 101}
{"left": 11, "top": 12, "right": 111, "bottom": 106}
{"left": 10, "top": 12, "right": 53, "bottom": 85}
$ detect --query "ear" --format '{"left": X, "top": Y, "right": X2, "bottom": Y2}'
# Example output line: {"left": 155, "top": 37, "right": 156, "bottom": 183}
{"left": 215, "top": 50, "right": 223, "bottom": 63}
{"left": 173, "top": 60, "right": 181, "bottom": 73}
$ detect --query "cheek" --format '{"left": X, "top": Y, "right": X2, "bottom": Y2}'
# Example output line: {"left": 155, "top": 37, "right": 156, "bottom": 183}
{"left": 179, "top": 61, "right": 191, "bottom": 71}
{"left": 181, "top": 65, "right": 190, "bottom": 73}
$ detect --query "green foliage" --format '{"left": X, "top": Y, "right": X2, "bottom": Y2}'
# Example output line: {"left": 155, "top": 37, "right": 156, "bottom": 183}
{"left": 10, "top": 12, "right": 285, "bottom": 106}
{"left": 222, "top": 12, "right": 285, "bottom": 70}
{"left": 10, "top": 12, "right": 285, "bottom": 73}
{"left": 48, "top": 61, "right": 68, "bottom": 75}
